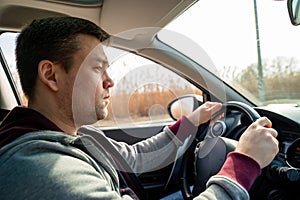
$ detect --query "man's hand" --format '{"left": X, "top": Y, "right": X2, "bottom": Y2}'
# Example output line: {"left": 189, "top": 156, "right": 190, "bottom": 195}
{"left": 187, "top": 101, "right": 223, "bottom": 126}
{"left": 235, "top": 117, "right": 279, "bottom": 168}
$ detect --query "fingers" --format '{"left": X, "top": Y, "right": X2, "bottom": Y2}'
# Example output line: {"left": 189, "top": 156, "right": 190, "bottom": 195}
{"left": 255, "top": 117, "right": 278, "bottom": 137}
{"left": 236, "top": 116, "right": 279, "bottom": 168}
{"left": 200, "top": 102, "right": 223, "bottom": 126}
{"left": 209, "top": 112, "right": 224, "bottom": 126}
{"left": 210, "top": 102, "right": 223, "bottom": 114}
{"left": 268, "top": 132, "right": 279, "bottom": 148}
{"left": 267, "top": 128, "right": 278, "bottom": 138}
{"left": 256, "top": 116, "right": 272, "bottom": 128}
{"left": 203, "top": 101, "right": 222, "bottom": 115}
{"left": 187, "top": 102, "right": 223, "bottom": 126}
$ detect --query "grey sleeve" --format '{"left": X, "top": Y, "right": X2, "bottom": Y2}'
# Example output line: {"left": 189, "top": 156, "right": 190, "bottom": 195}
{"left": 193, "top": 176, "right": 249, "bottom": 200}
{"left": 81, "top": 125, "right": 184, "bottom": 174}
{"left": 107, "top": 126, "right": 184, "bottom": 173}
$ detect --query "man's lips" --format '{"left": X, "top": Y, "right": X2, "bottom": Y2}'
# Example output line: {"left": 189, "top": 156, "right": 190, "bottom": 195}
{"left": 104, "top": 95, "right": 110, "bottom": 99}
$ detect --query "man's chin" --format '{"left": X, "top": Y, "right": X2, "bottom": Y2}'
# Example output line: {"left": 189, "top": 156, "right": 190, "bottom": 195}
{"left": 96, "top": 108, "right": 108, "bottom": 121}
{"left": 72, "top": 111, "right": 106, "bottom": 127}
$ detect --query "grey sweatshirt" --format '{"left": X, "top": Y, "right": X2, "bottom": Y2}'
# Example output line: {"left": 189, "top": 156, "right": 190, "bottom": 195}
{"left": 0, "top": 125, "right": 248, "bottom": 200}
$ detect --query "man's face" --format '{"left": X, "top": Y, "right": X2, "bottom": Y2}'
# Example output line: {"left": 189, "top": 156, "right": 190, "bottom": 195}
{"left": 65, "top": 34, "right": 114, "bottom": 127}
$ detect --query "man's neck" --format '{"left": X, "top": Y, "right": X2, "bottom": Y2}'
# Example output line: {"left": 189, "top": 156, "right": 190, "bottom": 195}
{"left": 28, "top": 101, "right": 78, "bottom": 135}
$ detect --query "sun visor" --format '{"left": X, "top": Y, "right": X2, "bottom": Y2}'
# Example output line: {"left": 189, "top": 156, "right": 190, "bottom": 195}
{"left": 99, "top": 0, "right": 197, "bottom": 40}
{"left": 0, "top": 0, "right": 102, "bottom": 32}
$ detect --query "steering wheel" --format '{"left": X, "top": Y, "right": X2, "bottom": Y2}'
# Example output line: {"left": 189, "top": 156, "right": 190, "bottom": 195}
{"left": 181, "top": 101, "right": 261, "bottom": 200}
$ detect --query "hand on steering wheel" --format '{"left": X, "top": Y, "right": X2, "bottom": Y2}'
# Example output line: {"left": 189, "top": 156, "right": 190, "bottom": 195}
{"left": 181, "top": 101, "right": 262, "bottom": 199}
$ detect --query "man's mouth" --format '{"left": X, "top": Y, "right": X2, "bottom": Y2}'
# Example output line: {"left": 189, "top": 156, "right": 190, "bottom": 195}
{"left": 104, "top": 95, "right": 110, "bottom": 99}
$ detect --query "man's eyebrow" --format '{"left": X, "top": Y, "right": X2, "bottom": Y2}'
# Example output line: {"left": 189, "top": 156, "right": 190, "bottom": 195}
{"left": 94, "top": 57, "right": 109, "bottom": 65}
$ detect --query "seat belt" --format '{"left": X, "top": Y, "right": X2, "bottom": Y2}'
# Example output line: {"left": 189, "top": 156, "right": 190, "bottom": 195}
{"left": 76, "top": 128, "right": 147, "bottom": 200}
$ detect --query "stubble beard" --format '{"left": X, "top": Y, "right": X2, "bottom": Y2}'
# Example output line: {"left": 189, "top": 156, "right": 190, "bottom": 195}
{"left": 95, "top": 103, "right": 108, "bottom": 120}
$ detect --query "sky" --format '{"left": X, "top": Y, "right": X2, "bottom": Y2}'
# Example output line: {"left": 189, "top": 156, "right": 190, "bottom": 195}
{"left": 163, "top": 0, "right": 300, "bottom": 71}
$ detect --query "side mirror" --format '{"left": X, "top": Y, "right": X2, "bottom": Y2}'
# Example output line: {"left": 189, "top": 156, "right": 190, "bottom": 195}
{"left": 167, "top": 95, "right": 203, "bottom": 120}
{"left": 288, "top": 0, "right": 300, "bottom": 25}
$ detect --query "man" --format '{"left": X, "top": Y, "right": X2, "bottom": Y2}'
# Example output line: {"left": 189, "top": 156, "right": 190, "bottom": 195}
{"left": 0, "top": 17, "right": 278, "bottom": 199}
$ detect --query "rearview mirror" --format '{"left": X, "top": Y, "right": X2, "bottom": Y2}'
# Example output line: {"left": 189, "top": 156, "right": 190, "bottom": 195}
{"left": 167, "top": 95, "right": 203, "bottom": 120}
{"left": 288, "top": 0, "right": 300, "bottom": 25}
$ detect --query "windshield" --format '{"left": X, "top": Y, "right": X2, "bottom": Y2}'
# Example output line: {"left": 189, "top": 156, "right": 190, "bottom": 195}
{"left": 159, "top": 0, "right": 300, "bottom": 106}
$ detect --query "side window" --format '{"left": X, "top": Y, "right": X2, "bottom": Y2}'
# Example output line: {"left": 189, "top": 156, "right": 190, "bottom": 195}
{"left": 98, "top": 50, "right": 203, "bottom": 127}
{"left": 0, "top": 32, "right": 27, "bottom": 105}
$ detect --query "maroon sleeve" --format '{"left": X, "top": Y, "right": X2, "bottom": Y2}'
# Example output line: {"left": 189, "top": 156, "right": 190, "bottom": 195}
{"left": 168, "top": 117, "right": 183, "bottom": 134}
{"left": 217, "top": 151, "right": 261, "bottom": 191}
{"left": 168, "top": 116, "right": 198, "bottom": 142}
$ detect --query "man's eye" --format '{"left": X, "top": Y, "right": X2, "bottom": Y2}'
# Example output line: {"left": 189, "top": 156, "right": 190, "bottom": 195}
{"left": 94, "top": 66, "right": 103, "bottom": 71}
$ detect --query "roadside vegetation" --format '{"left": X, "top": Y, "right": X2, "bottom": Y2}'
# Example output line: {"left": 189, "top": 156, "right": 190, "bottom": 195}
{"left": 222, "top": 56, "right": 300, "bottom": 105}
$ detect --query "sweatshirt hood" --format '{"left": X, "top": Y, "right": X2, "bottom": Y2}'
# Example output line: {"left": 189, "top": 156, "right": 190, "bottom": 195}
{"left": 0, "top": 106, "right": 62, "bottom": 148}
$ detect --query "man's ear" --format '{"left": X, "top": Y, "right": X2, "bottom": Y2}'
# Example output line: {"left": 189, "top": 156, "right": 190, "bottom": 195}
{"left": 37, "top": 60, "right": 59, "bottom": 92}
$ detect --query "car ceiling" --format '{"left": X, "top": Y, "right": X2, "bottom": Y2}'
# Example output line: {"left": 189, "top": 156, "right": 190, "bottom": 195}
{"left": 0, "top": 0, "right": 197, "bottom": 38}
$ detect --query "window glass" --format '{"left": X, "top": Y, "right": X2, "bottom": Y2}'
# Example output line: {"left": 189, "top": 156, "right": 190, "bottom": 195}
{"left": 159, "top": 0, "right": 300, "bottom": 106}
{"left": 0, "top": 32, "right": 26, "bottom": 105}
{"left": 97, "top": 50, "right": 203, "bottom": 127}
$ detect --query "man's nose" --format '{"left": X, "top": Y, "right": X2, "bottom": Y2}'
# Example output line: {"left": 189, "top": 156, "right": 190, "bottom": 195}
{"left": 103, "top": 76, "right": 114, "bottom": 89}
